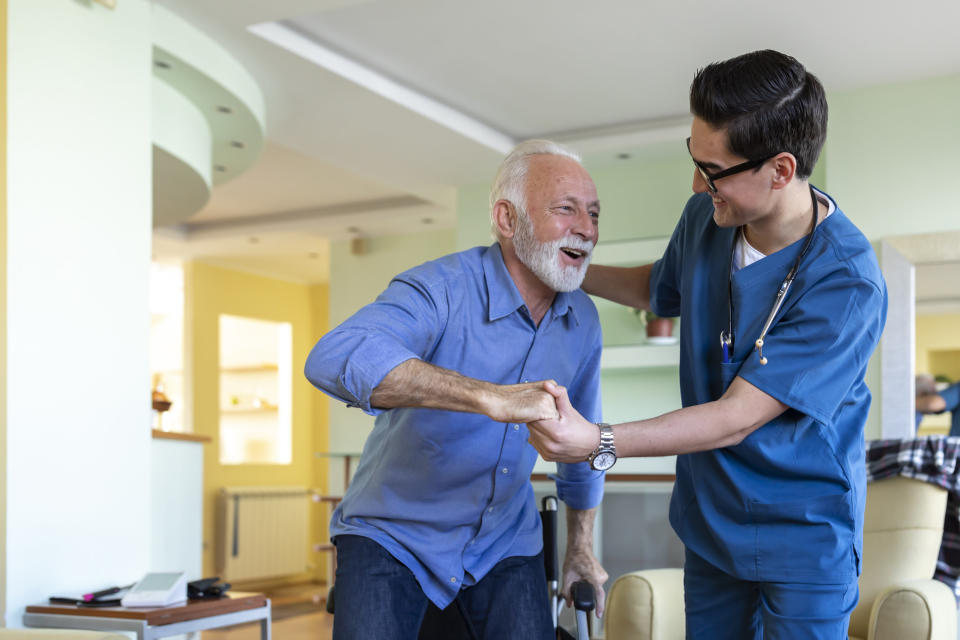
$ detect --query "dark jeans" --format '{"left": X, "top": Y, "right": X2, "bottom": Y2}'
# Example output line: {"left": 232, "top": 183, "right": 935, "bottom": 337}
{"left": 332, "top": 534, "right": 554, "bottom": 640}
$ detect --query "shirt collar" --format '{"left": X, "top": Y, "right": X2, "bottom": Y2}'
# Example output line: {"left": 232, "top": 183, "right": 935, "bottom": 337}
{"left": 482, "top": 243, "right": 579, "bottom": 325}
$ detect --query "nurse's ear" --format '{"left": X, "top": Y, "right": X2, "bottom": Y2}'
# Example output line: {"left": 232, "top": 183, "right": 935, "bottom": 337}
{"left": 770, "top": 152, "right": 798, "bottom": 190}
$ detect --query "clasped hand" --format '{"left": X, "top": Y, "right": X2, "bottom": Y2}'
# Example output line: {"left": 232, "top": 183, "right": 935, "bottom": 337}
{"left": 526, "top": 382, "right": 599, "bottom": 463}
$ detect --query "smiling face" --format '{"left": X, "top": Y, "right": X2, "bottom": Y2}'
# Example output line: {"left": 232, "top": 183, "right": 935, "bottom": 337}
{"left": 688, "top": 117, "right": 777, "bottom": 228}
{"left": 511, "top": 154, "right": 600, "bottom": 292}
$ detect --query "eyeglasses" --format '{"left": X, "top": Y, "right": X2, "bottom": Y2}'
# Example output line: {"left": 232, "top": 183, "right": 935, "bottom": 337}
{"left": 686, "top": 137, "right": 775, "bottom": 194}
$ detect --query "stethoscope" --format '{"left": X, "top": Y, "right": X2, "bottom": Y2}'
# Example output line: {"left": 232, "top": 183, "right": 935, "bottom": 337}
{"left": 721, "top": 185, "right": 819, "bottom": 366}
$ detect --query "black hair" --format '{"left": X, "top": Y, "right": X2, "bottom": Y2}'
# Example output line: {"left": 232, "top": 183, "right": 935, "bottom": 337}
{"left": 690, "top": 50, "right": 827, "bottom": 179}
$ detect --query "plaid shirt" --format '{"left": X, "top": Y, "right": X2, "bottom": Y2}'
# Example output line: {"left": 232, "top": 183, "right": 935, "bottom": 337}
{"left": 865, "top": 436, "right": 960, "bottom": 602}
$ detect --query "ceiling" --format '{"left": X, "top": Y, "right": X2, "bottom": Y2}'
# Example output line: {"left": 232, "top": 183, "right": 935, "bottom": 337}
{"left": 152, "top": 0, "right": 960, "bottom": 284}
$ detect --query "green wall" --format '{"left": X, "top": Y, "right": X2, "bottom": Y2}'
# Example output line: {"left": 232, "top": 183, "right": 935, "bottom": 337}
{"left": 826, "top": 74, "right": 960, "bottom": 239}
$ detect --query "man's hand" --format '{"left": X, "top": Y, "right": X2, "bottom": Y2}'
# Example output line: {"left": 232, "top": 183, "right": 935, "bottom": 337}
{"left": 527, "top": 382, "right": 599, "bottom": 462}
{"left": 562, "top": 546, "right": 608, "bottom": 617}
{"left": 484, "top": 380, "right": 561, "bottom": 424}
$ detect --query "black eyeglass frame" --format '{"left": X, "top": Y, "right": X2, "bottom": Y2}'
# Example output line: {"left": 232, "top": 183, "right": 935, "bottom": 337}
{"left": 685, "top": 137, "right": 776, "bottom": 194}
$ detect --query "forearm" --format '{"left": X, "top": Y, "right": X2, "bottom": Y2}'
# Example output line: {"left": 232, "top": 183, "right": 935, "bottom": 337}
{"left": 565, "top": 507, "right": 597, "bottom": 553}
{"left": 370, "top": 358, "right": 560, "bottom": 423}
{"left": 371, "top": 358, "right": 495, "bottom": 414}
{"left": 582, "top": 263, "right": 653, "bottom": 309}
{"left": 616, "top": 380, "right": 787, "bottom": 457}
{"left": 916, "top": 392, "right": 947, "bottom": 414}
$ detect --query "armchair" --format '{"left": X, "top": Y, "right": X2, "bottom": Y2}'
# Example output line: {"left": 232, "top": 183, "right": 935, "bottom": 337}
{"left": 604, "top": 477, "right": 958, "bottom": 640}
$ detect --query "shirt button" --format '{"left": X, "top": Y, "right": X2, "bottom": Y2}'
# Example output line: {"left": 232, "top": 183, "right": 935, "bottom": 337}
{"left": 502, "top": 467, "right": 508, "bottom": 474}
{"left": 487, "top": 507, "right": 494, "bottom": 513}
{"left": 450, "top": 577, "right": 457, "bottom": 583}
{"left": 513, "top": 424, "right": 520, "bottom": 431}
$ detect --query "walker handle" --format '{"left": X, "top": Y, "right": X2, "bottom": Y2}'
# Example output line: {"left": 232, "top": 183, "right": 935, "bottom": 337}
{"left": 541, "top": 496, "right": 559, "bottom": 582}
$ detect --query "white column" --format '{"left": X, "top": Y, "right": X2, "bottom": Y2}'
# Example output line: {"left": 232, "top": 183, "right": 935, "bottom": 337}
{"left": 4, "top": 0, "right": 153, "bottom": 625}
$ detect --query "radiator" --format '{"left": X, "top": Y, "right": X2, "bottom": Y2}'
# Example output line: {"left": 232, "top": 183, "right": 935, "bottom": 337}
{"left": 217, "top": 486, "right": 310, "bottom": 583}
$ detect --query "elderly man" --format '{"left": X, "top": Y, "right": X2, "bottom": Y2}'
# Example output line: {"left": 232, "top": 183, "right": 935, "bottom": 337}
{"left": 304, "top": 139, "right": 609, "bottom": 640}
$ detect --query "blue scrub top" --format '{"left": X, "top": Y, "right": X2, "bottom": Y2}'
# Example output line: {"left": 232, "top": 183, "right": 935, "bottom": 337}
{"left": 650, "top": 191, "right": 887, "bottom": 583}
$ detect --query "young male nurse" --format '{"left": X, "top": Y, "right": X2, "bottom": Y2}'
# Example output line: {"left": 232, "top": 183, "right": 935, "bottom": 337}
{"left": 527, "top": 50, "right": 888, "bottom": 639}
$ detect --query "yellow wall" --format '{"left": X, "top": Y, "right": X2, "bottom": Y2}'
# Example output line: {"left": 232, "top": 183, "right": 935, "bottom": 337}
{"left": 0, "top": 0, "right": 8, "bottom": 621}
{"left": 184, "top": 261, "right": 330, "bottom": 583}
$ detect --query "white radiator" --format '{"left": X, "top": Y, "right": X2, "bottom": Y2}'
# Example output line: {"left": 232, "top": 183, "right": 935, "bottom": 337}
{"left": 217, "top": 486, "right": 310, "bottom": 583}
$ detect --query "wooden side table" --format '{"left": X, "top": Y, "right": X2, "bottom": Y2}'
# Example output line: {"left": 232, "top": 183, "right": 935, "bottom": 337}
{"left": 24, "top": 592, "right": 271, "bottom": 640}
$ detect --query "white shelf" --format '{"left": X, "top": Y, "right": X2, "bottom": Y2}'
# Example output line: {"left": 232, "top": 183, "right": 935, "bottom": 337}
{"left": 601, "top": 343, "right": 679, "bottom": 370}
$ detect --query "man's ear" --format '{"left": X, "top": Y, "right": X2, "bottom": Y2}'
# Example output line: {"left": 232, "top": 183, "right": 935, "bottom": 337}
{"left": 770, "top": 153, "right": 797, "bottom": 190}
{"left": 492, "top": 199, "right": 517, "bottom": 238}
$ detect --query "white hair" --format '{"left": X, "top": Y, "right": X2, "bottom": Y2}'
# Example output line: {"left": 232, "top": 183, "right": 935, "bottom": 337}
{"left": 489, "top": 139, "right": 582, "bottom": 239}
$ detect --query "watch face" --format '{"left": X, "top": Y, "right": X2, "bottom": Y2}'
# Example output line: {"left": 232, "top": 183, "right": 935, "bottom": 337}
{"left": 591, "top": 451, "right": 616, "bottom": 471}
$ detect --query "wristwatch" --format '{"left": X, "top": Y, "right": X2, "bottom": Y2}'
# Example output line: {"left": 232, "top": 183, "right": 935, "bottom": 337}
{"left": 588, "top": 423, "right": 617, "bottom": 471}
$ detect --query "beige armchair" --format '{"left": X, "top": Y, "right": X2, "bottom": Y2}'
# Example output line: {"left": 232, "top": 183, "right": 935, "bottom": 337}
{"left": 604, "top": 476, "right": 958, "bottom": 640}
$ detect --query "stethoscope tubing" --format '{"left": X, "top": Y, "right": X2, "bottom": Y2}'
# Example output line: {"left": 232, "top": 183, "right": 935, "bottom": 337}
{"left": 727, "top": 186, "right": 820, "bottom": 366}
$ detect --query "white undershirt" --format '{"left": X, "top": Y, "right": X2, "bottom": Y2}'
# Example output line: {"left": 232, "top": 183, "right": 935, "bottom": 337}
{"left": 733, "top": 189, "right": 835, "bottom": 272}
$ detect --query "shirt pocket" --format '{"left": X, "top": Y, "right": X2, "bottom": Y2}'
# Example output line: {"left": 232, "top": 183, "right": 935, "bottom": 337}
{"left": 720, "top": 359, "right": 745, "bottom": 395}
{"left": 748, "top": 490, "right": 856, "bottom": 580}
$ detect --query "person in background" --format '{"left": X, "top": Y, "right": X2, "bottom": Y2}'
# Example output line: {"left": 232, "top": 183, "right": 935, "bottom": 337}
{"left": 916, "top": 374, "right": 960, "bottom": 436}
{"left": 527, "top": 50, "right": 887, "bottom": 639}
{"left": 305, "top": 139, "right": 609, "bottom": 640}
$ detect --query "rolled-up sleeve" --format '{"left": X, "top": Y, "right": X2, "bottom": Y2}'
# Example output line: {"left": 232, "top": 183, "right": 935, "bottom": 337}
{"left": 304, "top": 275, "right": 445, "bottom": 415}
{"left": 552, "top": 321, "right": 605, "bottom": 510}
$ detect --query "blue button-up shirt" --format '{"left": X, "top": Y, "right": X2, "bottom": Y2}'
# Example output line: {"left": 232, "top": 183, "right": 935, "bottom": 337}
{"left": 304, "top": 243, "right": 604, "bottom": 608}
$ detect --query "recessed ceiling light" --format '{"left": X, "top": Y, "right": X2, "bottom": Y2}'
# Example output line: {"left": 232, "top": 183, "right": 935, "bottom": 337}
{"left": 230, "top": 141, "right": 245, "bottom": 149}
{"left": 216, "top": 106, "right": 232, "bottom": 114}
{"left": 154, "top": 60, "right": 171, "bottom": 69}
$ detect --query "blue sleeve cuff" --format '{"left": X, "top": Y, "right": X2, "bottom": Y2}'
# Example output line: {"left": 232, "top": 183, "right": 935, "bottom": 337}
{"left": 339, "top": 336, "right": 422, "bottom": 415}
{"left": 551, "top": 462, "right": 605, "bottom": 510}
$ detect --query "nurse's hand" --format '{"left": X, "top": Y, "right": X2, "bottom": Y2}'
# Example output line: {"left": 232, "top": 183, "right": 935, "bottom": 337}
{"left": 527, "top": 382, "right": 598, "bottom": 462}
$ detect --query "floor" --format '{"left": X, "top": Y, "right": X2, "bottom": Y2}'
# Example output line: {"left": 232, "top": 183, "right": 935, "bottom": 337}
{"left": 203, "top": 610, "right": 334, "bottom": 640}
{"left": 202, "top": 582, "right": 333, "bottom": 640}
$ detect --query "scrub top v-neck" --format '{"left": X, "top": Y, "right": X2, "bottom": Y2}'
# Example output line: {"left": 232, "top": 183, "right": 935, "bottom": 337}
{"left": 649, "top": 190, "right": 888, "bottom": 583}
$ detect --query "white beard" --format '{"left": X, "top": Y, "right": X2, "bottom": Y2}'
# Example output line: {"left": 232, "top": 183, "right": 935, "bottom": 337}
{"left": 513, "top": 210, "right": 593, "bottom": 292}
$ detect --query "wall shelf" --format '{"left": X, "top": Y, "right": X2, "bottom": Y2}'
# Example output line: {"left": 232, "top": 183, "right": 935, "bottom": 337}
{"left": 221, "top": 406, "right": 278, "bottom": 414}
{"left": 221, "top": 364, "right": 279, "bottom": 373}
{"left": 601, "top": 343, "right": 679, "bottom": 370}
